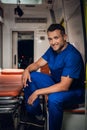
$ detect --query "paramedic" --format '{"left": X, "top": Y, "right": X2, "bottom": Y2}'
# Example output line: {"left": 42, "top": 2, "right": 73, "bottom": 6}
{"left": 22, "top": 23, "right": 85, "bottom": 130}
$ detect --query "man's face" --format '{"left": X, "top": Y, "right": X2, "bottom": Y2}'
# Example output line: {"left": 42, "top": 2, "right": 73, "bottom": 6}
{"left": 47, "top": 30, "right": 67, "bottom": 52}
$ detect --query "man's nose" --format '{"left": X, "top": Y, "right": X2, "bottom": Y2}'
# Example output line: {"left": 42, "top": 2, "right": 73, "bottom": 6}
{"left": 51, "top": 39, "right": 56, "bottom": 45}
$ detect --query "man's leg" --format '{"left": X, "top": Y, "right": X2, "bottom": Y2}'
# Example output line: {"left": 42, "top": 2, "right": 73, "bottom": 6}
{"left": 48, "top": 89, "right": 85, "bottom": 130}
{"left": 24, "top": 71, "right": 55, "bottom": 115}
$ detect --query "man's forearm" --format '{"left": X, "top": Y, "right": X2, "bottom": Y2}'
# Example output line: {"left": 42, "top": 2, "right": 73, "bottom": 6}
{"left": 25, "top": 62, "right": 39, "bottom": 73}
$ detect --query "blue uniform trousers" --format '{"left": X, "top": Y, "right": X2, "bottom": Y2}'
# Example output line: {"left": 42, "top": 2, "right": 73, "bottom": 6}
{"left": 24, "top": 72, "right": 85, "bottom": 130}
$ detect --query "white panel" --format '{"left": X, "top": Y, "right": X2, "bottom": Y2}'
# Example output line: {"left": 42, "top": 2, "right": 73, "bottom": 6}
{"left": 62, "top": 113, "right": 85, "bottom": 130}
{"left": 63, "top": 0, "right": 85, "bottom": 61}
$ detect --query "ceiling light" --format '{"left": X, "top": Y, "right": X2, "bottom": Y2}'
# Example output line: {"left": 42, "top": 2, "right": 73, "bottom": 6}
{"left": 14, "top": 5, "right": 24, "bottom": 17}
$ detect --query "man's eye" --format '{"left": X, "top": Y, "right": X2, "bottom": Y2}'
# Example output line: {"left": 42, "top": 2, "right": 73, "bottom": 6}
{"left": 48, "top": 38, "right": 51, "bottom": 41}
{"left": 55, "top": 37, "right": 58, "bottom": 39}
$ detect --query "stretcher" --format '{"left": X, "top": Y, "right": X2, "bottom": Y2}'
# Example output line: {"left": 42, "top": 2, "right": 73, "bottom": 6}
{"left": 0, "top": 68, "right": 46, "bottom": 130}
{"left": 0, "top": 69, "right": 24, "bottom": 130}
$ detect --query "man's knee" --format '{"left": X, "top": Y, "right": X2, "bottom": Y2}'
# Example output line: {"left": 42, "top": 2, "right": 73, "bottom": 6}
{"left": 30, "top": 71, "right": 38, "bottom": 80}
{"left": 30, "top": 71, "right": 45, "bottom": 81}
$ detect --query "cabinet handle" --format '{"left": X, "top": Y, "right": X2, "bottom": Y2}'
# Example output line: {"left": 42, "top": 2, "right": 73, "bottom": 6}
{"left": 14, "top": 55, "right": 16, "bottom": 65}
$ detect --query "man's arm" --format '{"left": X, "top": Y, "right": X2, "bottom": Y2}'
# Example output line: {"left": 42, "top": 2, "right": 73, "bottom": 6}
{"left": 36, "top": 76, "right": 73, "bottom": 95}
{"left": 25, "top": 57, "right": 47, "bottom": 72}
{"left": 28, "top": 76, "right": 73, "bottom": 105}
{"left": 22, "top": 57, "right": 47, "bottom": 87}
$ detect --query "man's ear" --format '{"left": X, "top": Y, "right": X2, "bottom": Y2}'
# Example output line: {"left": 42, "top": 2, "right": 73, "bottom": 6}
{"left": 64, "top": 34, "right": 67, "bottom": 41}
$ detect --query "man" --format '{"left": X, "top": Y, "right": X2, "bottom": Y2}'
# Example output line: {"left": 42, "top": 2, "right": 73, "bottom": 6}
{"left": 22, "top": 24, "right": 85, "bottom": 130}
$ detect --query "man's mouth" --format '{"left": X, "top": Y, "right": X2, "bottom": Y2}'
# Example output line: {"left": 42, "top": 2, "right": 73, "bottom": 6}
{"left": 52, "top": 44, "right": 57, "bottom": 47}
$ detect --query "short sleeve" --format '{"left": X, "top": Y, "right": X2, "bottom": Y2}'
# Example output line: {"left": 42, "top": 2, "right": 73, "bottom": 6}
{"left": 42, "top": 47, "right": 52, "bottom": 62}
{"left": 62, "top": 52, "right": 83, "bottom": 79}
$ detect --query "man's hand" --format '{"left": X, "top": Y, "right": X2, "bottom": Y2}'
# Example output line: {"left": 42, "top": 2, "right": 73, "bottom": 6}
{"left": 27, "top": 91, "right": 38, "bottom": 105}
{"left": 22, "top": 69, "right": 31, "bottom": 87}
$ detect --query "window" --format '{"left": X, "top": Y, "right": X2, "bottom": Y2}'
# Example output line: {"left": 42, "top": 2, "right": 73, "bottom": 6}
{"left": 1, "top": 0, "right": 42, "bottom": 4}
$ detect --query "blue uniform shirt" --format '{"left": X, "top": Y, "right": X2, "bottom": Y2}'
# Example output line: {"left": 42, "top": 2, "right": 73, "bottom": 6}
{"left": 42, "top": 43, "right": 85, "bottom": 90}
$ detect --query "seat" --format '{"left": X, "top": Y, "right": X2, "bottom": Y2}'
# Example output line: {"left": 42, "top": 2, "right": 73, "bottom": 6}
{"left": 0, "top": 69, "right": 24, "bottom": 130}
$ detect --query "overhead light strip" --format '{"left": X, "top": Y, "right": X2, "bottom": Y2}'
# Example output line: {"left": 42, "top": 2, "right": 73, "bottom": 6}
{"left": 15, "top": 17, "right": 47, "bottom": 23}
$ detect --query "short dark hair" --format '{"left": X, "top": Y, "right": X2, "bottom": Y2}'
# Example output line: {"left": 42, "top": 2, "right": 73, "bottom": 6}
{"left": 47, "top": 24, "right": 65, "bottom": 34}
